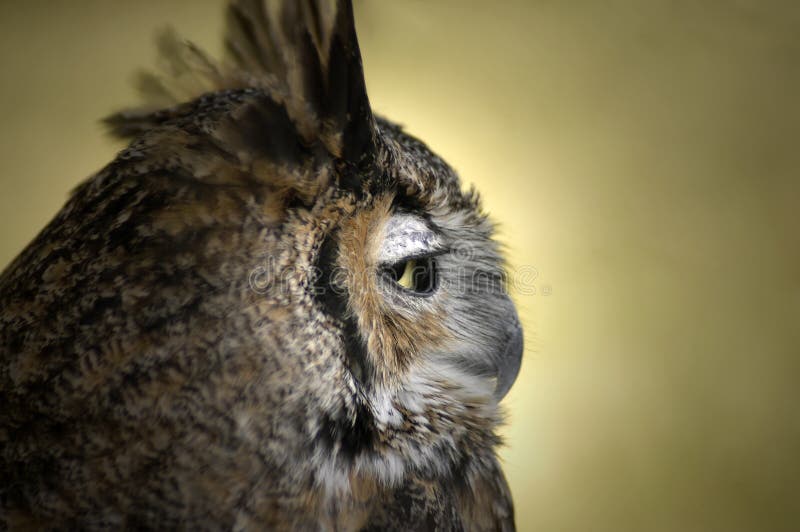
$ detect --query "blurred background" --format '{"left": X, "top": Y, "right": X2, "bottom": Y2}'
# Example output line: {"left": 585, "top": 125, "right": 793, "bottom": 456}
{"left": 1, "top": 1, "right": 798, "bottom": 530}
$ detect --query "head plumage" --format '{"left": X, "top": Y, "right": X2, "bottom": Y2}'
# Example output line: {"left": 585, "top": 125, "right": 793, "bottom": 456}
{"left": 106, "top": 0, "right": 376, "bottom": 184}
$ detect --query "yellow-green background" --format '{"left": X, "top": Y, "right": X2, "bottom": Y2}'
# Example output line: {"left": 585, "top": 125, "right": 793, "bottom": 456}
{"left": 1, "top": 1, "right": 798, "bottom": 530}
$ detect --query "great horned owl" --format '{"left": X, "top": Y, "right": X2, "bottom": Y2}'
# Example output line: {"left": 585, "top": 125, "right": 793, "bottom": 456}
{"left": 0, "top": 1, "right": 523, "bottom": 530}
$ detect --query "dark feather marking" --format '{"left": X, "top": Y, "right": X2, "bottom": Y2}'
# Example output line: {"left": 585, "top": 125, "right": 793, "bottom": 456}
{"left": 227, "top": 3, "right": 266, "bottom": 72}
{"left": 229, "top": 0, "right": 283, "bottom": 76}
{"left": 297, "top": 28, "right": 326, "bottom": 120}
{"left": 312, "top": 227, "right": 378, "bottom": 459}
{"left": 319, "top": 399, "right": 375, "bottom": 461}
{"left": 329, "top": 0, "right": 375, "bottom": 164}
{"left": 232, "top": 95, "right": 308, "bottom": 164}
{"left": 313, "top": 229, "right": 372, "bottom": 388}
{"left": 305, "top": 0, "right": 324, "bottom": 50}
{"left": 324, "top": 34, "right": 349, "bottom": 136}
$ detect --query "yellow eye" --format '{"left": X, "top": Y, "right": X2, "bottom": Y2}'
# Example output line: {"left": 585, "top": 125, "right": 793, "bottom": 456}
{"left": 397, "top": 259, "right": 417, "bottom": 290}
{"left": 382, "top": 256, "right": 437, "bottom": 295}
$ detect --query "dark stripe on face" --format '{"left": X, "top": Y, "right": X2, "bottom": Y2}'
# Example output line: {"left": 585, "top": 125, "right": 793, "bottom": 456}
{"left": 313, "top": 228, "right": 376, "bottom": 458}
{"left": 313, "top": 228, "right": 373, "bottom": 390}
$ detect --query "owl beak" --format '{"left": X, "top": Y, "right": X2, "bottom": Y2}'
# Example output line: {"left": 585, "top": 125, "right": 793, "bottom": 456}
{"left": 494, "top": 318, "right": 523, "bottom": 400}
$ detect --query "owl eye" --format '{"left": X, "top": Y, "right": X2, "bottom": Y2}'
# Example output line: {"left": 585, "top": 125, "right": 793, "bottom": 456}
{"left": 382, "top": 256, "right": 437, "bottom": 295}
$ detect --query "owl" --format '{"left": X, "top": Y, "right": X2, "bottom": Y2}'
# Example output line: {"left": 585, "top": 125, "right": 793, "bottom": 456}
{"left": 0, "top": 1, "right": 522, "bottom": 530}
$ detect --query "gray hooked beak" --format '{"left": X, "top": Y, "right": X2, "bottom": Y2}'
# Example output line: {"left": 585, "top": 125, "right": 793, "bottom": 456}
{"left": 494, "top": 317, "right": 523, "bottom": 400}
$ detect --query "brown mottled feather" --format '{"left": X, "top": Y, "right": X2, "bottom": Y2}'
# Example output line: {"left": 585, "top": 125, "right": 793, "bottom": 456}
{"left": 0, "top": 1, "right": 519, "bottom": 530}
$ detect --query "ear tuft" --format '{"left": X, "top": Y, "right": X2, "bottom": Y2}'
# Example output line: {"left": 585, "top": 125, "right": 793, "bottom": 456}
{"left": 225, "top": 0, "right": 376, "bottom": 162}
{"left": 106, "top": 1, "right": 376, "bottom": 170}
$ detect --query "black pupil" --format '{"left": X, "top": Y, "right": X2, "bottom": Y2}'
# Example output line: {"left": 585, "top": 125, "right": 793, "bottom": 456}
{"left": 386, "top": 257, "right": 436, "bottom": 294}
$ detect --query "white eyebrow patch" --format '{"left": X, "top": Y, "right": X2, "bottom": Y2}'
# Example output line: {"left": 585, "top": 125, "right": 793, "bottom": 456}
{"left": 379, "top": 214, "right": 444, "bottom": 264}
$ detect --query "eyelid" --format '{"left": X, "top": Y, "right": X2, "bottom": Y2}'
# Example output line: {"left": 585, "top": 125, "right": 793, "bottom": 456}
{"left": 378, "top": 247, "right": 449, "bottom": 268}
{"left": 378, "top": 214, "right": 446, "bottom": 265}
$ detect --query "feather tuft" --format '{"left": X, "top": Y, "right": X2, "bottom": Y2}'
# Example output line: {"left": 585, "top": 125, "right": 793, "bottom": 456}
{"left": 106, "top": 0, "right": 375, "bottom": 169}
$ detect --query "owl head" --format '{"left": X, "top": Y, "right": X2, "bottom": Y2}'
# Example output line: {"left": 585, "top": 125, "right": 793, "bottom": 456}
{"left": 103, "top": 0, "right": 523, "bottom": 485}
